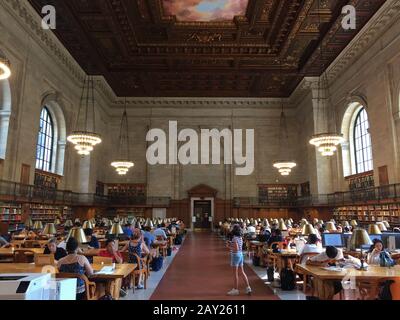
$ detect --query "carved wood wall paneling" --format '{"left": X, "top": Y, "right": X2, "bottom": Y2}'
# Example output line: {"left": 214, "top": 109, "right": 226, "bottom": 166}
{"left": 27, "top": 0, "right": 386, "bottom": 97}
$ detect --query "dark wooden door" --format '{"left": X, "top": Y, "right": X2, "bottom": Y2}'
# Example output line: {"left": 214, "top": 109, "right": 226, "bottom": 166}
{"left": 20, "top": 164, "right": 30, "bottom": 185}
{"left": 193, "top": 200, "right": 212, "bottom": 229}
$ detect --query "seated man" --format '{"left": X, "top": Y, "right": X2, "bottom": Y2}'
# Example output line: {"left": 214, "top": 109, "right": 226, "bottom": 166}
{"left": 306, "top": 246, "right": 362, "bottom": 300}
{"left": 143, "top": 226, "right": 155, "bottom": 248}
{"left": 84, "top": 228, "right": 100, "bottom": 249}
{"left": 299, "top": 234, "right": 323, "bottom": 264}
{"left": 99, "top": 239, "right": 123, "bottom": 264}
{"left": 44, "top": 238, "right": 67, "bottom": 261}
{"left": 153, "top": 224, "right": 168, "bottom": 242}
{"left": 122, "top": 223, "right": 133, "bottom": 238}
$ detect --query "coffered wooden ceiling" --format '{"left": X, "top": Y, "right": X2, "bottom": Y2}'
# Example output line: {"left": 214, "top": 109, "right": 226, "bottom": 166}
{"left": 28, "top": 0, "right": 386, "bottom": 97}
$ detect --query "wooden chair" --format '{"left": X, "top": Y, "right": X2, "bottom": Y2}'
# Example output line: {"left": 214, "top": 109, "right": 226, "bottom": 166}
{"left": 56, "top": 273, "right": 97, "bottom": 300}
{"left": 93, "top": 256, "right": 113, "bottom": 265}
{"left": 296, "top": 252, "right": 319, "bottom": 293}
{"left": 156, "top": 236, "right": 168, "bottom": 257}
{"left": 13, "top": 250, "right": 35, "bottom": 263}
{"left": 121, "top": 251, "right": 148, "bottom": 290}
{"left": 268, "top": 242, "right": 287, "bottom": 273}
{"left": 34, "top": 254, "right": 55, "bottom": 266}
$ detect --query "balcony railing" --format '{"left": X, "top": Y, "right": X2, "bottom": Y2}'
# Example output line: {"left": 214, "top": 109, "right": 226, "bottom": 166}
{"left": 2, "top": 178, "right": 400, "bottom": 208}
{"left": 0, "top": 180, "right": 170, "bottom": 207}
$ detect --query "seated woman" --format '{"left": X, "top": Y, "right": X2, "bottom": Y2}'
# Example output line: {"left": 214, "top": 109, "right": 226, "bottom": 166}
{"left": 367, "top": 239, "right": 385, "bottom": 265}
{"left": 267, "top": 229, "right": 284, "bottom": 251}
{"left": 84, "top": 228, "right": 100, "bottom": 249}
{"left": 57, "top": 237, "right": 94, "bottom": 300}
{"left": 121, "top": 232, "right": 150, "bottom": 289}
{"left": 99, "top": 239, "right": 123, "bottom": 264}
{"left": 44, "top": 238, "right": 67, "bottom": 262}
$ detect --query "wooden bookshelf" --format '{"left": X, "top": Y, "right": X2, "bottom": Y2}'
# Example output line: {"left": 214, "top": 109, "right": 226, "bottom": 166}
{"left": 34, "top": 169, "right": 62, "bottom": 189}
{"left": 0, "top": 202, "right": 23, "bottom": 231}
{"left": 333, "top": 204, "right": 400, "bottom": 225}
{"left": 258, "top": 184, "right": 298, "bottom": 203}
{"left": 107, "top": 184, "right": 146, "bottom": 198}
{"left": 345, "top": 171, "right": 374, "bottom": 191}
{"left": 29, "top": 204, "right": 72, "bottom": 223}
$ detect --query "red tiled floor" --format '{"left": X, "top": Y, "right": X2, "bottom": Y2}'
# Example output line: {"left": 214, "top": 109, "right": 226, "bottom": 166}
{"left": 150, "top": 232, "right": 280, "bottom": 300}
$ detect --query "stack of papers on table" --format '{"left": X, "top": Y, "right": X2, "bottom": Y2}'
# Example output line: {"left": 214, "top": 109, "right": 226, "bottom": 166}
{"left": 96, "top": 266, "right": 114, "bottom": 274}
{"left": 322, "top": 266, "right": 343, "bottom": 272}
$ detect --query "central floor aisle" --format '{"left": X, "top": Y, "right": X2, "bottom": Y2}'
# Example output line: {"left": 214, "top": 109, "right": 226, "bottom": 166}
{"left": 150, "top": 232, "right": 279, "bottom": 300}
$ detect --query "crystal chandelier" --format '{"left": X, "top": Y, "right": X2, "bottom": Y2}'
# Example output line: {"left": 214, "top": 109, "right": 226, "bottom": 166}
{"left": 111, "top": 99, "right": 134, "bottom": 175}
{"left": 67, "top": 76, "right": 102, "bottom": 155}
{"left": 0, "top": 50, "right": 11, "bottom": 80}
{"left": 273, "top": 161, "right": 297, "bottom": 176}
{"left": 309, "top": 0, "right": 343, "bottom": 157}
{"left": 309, "top": 133, "right": 345, "bottom": 157}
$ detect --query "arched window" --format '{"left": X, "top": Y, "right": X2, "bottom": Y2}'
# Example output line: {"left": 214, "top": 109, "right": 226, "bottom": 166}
{"left": 36, "top": 107, "right": 54, "bottom": 172}
{"left": 353, "top": 108, "right": 373, "bottom": 174}
{"left": 0, "top": 79, "right": 11, "bottom": 160}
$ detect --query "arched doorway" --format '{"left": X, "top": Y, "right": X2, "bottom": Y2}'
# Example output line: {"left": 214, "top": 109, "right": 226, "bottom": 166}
{"left": 188, "top": 184, "right": 217, "bottom": 231}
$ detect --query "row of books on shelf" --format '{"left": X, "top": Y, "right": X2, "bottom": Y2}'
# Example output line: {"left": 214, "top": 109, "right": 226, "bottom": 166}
{"left": 336, "top": 204, "right": 400, "bottom": 210}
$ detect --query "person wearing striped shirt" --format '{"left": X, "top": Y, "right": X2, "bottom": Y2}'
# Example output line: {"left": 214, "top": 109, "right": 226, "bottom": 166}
{"left": 226, "top": 224, "right": 252, "bottom": 296}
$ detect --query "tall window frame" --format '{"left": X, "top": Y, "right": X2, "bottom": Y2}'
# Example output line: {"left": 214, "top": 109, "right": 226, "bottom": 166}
{"left": 353, "top": 107, "right": 373, "bottom": 174}
{"left": 35, "top": 106, "right": 54, "bottom": 172}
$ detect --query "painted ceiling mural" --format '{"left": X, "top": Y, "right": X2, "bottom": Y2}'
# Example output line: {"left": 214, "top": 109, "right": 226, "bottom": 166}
{"left": 162, "top": 0, "right": 249, "bottom": 21}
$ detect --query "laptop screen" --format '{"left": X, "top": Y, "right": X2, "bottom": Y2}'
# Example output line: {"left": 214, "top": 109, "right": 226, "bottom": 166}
{"left": 322, "top": 233, "right": 344, "bottom": 248}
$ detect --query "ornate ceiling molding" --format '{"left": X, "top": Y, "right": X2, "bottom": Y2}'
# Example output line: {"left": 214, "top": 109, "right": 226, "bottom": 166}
{"left": 1, "top": 0, "right": 117, "bottom": 104}
{"left": 326, "top": 0, "right": 400, "bottom": 83}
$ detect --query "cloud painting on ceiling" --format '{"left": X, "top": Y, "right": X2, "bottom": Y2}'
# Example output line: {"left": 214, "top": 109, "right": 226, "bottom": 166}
{"left": 162, "top": 0, "right": 249, "bottom": 22}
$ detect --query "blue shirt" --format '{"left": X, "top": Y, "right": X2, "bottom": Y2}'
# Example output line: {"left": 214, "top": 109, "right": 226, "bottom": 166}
{"left": 153, "top": 228, "right": 167, "bottom": 240}
{"left": 143, "top": 231, "right": 155, "bottom": 247}
{"left": 88, "top": 235, "right": 100, "bottom": 249}
{"left": 123, "top": 227, "right": 133, "bottom": 237}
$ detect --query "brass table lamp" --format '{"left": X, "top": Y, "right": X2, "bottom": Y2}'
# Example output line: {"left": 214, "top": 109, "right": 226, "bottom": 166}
{"left": 110, "top": 223, "right": 124, "bottom": 235}
{"left": 42, "top": 223, "right": 57, "bottom": 236}
{"left": 66, "top": 227, "right": 87, "bottom": 244}
{"left": 350, "top": 228, "right": 372, "bottom": 270}
{"left": 301, "top": 223, "right": 316, "bottom": 236}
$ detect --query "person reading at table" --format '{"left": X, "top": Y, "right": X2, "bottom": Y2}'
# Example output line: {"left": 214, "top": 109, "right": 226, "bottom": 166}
{"left": 121, "top": 232, "right": 149, "bottom": 289}
{"left": 84, "top": 228, "right": 100, "bottom": 249}
{"left": 305, "top": 246, "right": 344, "bottom": 300}
{"left": 44, "top": 238, "right": 67, "bottom": 261}
{"left": 99, "top": 239, "right": 123, "bottom": 264}
{"left": 299, "top": 234, "right": 323, "bottom": 264}
{"left": 153, "top": 224, "right": 168, "bottom": 241}
{"left": 367, "top": 239, "right": 385, "bottom": 265}
{"left": 122, "top": 223, "right": 133, "bottom": 238}
{"left": 57, "top": 237, "right": 94, "bottom": 300}
{"left": 267, "top": 229, "right": 284, "bottom": 252}
{"left": 143, "top": 226, "right": 155, "bottom": 248}
{"left": 226, "top": 224, "right": 252, "bottom": 296}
